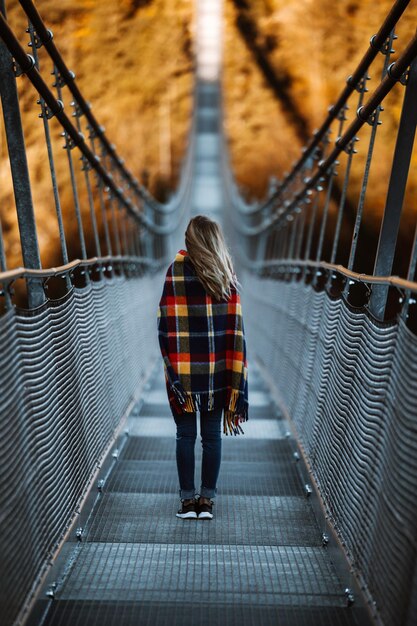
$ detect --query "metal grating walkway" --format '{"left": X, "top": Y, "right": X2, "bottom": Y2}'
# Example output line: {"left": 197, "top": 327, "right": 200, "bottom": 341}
{"left": 26, "top": 360, "right": 372, "bottom": 626}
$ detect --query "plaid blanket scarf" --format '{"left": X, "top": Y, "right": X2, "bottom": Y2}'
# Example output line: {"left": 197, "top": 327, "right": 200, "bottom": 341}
{"left": 157, "top": 249, "right": 249, "bottom": 435}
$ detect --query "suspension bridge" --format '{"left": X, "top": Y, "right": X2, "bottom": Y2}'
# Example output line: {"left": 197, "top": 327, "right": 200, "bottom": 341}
{"left": 1, "top": 1, "right": 417, "bottom": 625}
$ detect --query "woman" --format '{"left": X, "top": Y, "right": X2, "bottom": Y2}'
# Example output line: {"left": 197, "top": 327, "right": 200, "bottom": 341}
{"left": 157, "top": 215, "right": 249, "bottom": 520}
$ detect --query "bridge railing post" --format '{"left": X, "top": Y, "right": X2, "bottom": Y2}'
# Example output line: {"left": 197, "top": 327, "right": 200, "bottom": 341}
{"left": 0, "top": 216, "right": 12, "bottom": 309}
{"left": 0, "top": 0, "right": 45, "bottom": 307}
{"left": 369, "top": 54, "right": 417, "bottom": 319}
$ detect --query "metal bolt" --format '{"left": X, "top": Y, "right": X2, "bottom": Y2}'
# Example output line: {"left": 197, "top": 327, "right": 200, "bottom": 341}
{"left": 345, "top": 588, "right": 355, "bottom": 606}
{"left": 76, "top": 527, "right": 83, "bottom": 541}
{"left": 304, "top": 484, "right": 313, "bottom": 497}
{"left": 45, "top": 583, "right": 57, "bottom": 599}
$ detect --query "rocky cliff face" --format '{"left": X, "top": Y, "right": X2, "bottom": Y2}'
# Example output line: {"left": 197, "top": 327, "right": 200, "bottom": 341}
{"left": 1, "top": 0, "right": 194, "bottom": 273}
{"left": 223, "top": 0, "right": 417, "bottom": 275}
{"left": 1, "top": 0, "right": 417, "bottom": 284}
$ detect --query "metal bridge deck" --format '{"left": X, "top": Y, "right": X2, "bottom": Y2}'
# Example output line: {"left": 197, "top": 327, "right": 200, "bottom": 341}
{"left": 27, "top": 361, "right": 371, "bottom": 626}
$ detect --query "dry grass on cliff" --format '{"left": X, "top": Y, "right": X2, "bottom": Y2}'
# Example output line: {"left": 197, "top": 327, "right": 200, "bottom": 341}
{"left": 223, "top": 0, "right": 417, "bottom": 274}
{"left": 1, "top": 0, "right": 194, "bottom": 271}
{"left": 3, "top": 0, "right": 417, "bottom": 281}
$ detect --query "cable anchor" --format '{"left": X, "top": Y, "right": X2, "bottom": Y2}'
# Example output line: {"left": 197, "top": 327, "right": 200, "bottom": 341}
{"left": 357, "top": 104, "right": 383, "bottom": 127}
{"left": 341, "top": 136, "right": 359, "bottom": 155}
{"left": 52, "top": 67, "right": 66, "bottom": 88}
{"left": 13, "top": 53, "right": 35, "bottom": 77}
{"left": 61, "top": 131, "right": 76, "bottom": 150}
{"left": 347, "top": 73, "right": 370, "bottom": 93}
{"left": 70, "top": 100, "right": 83, "bottom": 118}
{"left": 26, "top": 25, "right": 53, "bottom": 49}
{"left": 370, "top": 32, "right": 398, "bottom": 56}
{"left": 37, "top": 98, "right": 64, "bottom": 119}
{"left": 337, "top": 103, "right": 349, "bottom": 122}
{"left": 387, "top": 62, "right": 409, "bottom": 86}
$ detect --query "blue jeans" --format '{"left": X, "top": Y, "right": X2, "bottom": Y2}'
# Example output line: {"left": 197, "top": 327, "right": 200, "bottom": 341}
{"left": 173, "top": 407, "right": 223, "bottom": 500}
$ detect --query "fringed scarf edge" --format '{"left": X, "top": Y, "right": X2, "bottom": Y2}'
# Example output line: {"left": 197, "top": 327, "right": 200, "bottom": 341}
{"left": 170, "top": 383, "right": 248, "bottom": 437}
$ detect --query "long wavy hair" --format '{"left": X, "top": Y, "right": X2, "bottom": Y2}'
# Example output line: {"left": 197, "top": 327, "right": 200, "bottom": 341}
{"left": 185, "top": 215, "right": 239, "bottom": 301}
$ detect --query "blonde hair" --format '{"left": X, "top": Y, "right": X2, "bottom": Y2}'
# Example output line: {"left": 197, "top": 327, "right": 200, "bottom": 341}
{"left": 185, "top": 215, "right": 239, "bottom": 301}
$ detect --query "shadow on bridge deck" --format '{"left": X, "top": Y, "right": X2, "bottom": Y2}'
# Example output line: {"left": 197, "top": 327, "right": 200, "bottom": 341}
{"left": 26, "top": 359, "right": 371, "bottom": 626}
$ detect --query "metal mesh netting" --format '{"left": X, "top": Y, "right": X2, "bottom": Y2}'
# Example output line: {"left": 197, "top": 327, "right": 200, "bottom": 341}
{"left": 0, "top": 272, "right": 162, "bottom": 626}
{"left": 241, "top": 272, "right": 417, "bottom": 626}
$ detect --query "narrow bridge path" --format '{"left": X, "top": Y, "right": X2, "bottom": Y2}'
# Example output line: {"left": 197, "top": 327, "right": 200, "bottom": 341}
{"left": 27, "top": 360, "right": 370, "bottom": 626}
{"left": 2, "top": 2, "right": 416, "bottom": 624}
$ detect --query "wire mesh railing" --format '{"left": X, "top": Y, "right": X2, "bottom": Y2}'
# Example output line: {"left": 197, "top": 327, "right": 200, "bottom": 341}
{"left": 0, "top": 2, "right": 194, "bottom": 625}
{"left": 223, "top": 1, "right": 417, "bottom": 625}
{"left": 239, "top": 275, "right": 417, "bottom": 626}
{"left": 0, "top": 273, "right": 161, "bottom": 626}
